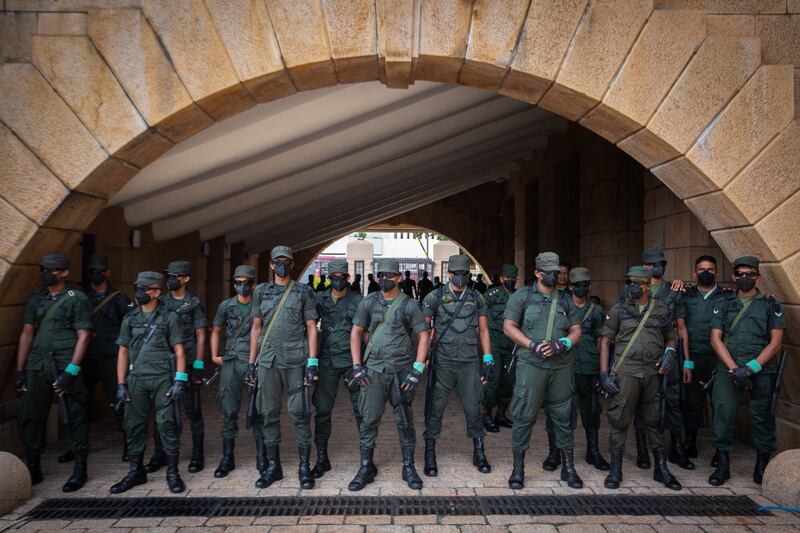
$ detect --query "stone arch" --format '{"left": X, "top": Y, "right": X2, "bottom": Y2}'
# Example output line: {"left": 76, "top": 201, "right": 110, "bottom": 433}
{"left": 0, "top": 2, "right": 798, "bottom": 336}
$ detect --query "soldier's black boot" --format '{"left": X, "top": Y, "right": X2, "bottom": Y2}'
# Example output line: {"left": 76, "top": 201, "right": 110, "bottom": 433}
{"left": 312, "top": 438, "right": 331, "bottom": 479}
{"left": 401, "top": 447, "right": 423, "bottom": 489}
{"left": 753, "top": 450, "right": 771, "bottom": 484}
{"left": 710, "top": 449, "right": 720, "bottom": 467}
{"left": 708, "top": 450, "right": 730, "bottom": 486}
{"left": 348, "top": 447, "right": 376, "bottom": 492}
{"left": 585, "top": 429, "right": 610, "bottom": 471}
{"left": 472, "top": 436, "right": 491, "bottom": 473}
{"left": 145, "top": 433, "right": 166, "bottom": 473}
{"left": 62, "top": 451, "right": 88, "bottom": 493}
{"left": 298, "top": 446, "right": 315, "bottom": 489}
{"left": 495, "top": 405, "right": 513, "bottom": 428}
{"left": 110, "top": 454, "right": 147, "bottom": 494}
{"left": 424, "top": 439, "right": 438, "bottom": 477}
{"left": 508, "top": 448, "right": 525, "bottom": 489}
{"left": 668, "top": 431, "right": 695, "bottom": 470}
{"left": 483, "top": 410, "right": 499, "bottom": 433}
{"left": 25, "top": 454, "right": 43, "bottom": 485}
{"left": 604, "top": 450, "right": 624, "bottom": 489}
{"left": 214, "top": 438, "right": 236, "bottom": 478}
{"left": 653, "top": 450, "right": 681, "bottom": 490}
{"left": 256, "top": 439, "right": 267, "bottom": 473}
{"left": 542, "top": 431, "right": 561, "bottom": 471}
{"left": 165, "top": 453, "right": 185, "bottom": 494}
{"left": 187, "top": 432, "right": 204, "bottom": 473}
{"left": 559, "top": 449, "right": 583, "bottom": 489}
{"left": 57, "top": 450, "right": 75, "bottom": 463}
{"left": 635, "top": 429, "right": 651, "bottom": 469}
{"left": 683, "top": 428, "right": 698, "bottom": 458}
{"left": 255, "top": 445, "right": 283, "bottom": 488}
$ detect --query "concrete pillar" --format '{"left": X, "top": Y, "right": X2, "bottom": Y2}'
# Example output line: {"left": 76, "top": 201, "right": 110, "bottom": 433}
{"left": 346, "top": 238, "right": 374, "bottom": 295}
{"left": 432, "top": 240, "right": 459, "bottom": 282}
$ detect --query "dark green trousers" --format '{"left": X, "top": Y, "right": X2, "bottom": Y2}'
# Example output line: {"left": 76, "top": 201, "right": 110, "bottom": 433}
{"left": 481, "top": 338, "right": 515, "bottom": 412}
{"left": 712, "top": 367, "right": 775, "bottom": 452}
{"left": 545, "top": 373, "right": 600, "bottom": 434}
{"left": 683, "top": 352, "right": 716, "bottom": 430}
{"left": 216, "top": 359, "right": 264, "bottom": 440}
{"left": 257, "top": 365, "right": 311, "bottom": 447}
{"left": 125, "top": 374, "right": 180, "bottom": 456}
{"left": 312, "top": 362, "right": 360, "bottom": 442}
{"left": 607, "top": 373, "right": 664, "bottom": 452}
{"left": 634, "top": 363, "right": 682, "bottom": 435}
{"left": 424, "top": 359, "right": 484, "bottom": 440}
{"left": 357, "top": 369, "right": 416, "bottom": 450}
{"left": 19, "top": 364, "right": 89, "bottom": 456}
{"left": 510, "top": 362, "right": 574, "bottom": 450}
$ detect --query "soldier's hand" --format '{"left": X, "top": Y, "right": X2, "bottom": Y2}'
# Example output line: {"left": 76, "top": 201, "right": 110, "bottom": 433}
{"left": 116, "top": 383, "right": 130, "bottom": 404}
{"left": 304, "top": 362, "right": 319, "bottom": 387}
{"left": 190, "top": 366, "right": 204, "bottom": 386}
{"left": 599, "top": 372, "right": 620, "bottom": 396}
{"left": 657, "top": 347, "right": 677, "bottom": 374}
{"left": 670, "top": 279, "right": 686, "bottom": 292}
{"left": 550, "top": 339, "right": 570, "bottom": 356}
{"left": 530, "top": 340, "right": 551, "bottom": 359}
{"left": 351, "top": 364, "right": 370, "bottom": 390}
{"left": 730, "top": 366, "right": 754, "bottom": 389}
{"left": 682, "top": 367, "right": 692, "bottom": 384}
{"left": 54, "top": 371, "right": 76, "bottom": 396}
{"left": 15, "top": 371, "right": 27, "bottom": 395}
{"left": 211, "top": 355, "right": 224, "bottom": 367}
{"left": 401, "top": 365, "right": 423, "bottom": 391}
{"left": 481, "top": 355, "right": 494, "bottom": 384}
{"left": 245, "top": 363, "right": 258, "bottom": 387}
{"left": 166, "top": 379, "right": 187, "bottom": 401}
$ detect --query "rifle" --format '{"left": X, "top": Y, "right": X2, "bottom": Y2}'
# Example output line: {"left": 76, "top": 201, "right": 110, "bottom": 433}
{"left": 658, "top": 374, "right": 668, "bottom": 433}
{"left": 392, "top": 373, "right": 410, "bottom": 428}
{"left": 169, "top": 354, "right": 182, "bottom": 435}
{"left": 203, "top": 366, "right": 221, "bottom": 386}
{"left": 245, "top": 380, "right": 258, "bottom": 430}
{"left": 49, "top": 357, "right": 72, "bottom": 428}
{"left": 700, "top": 368, "right": 717, "bottom": 392}
{"left": 677, "top": 338, "right": 687, "bottom": 415}
{"left": 506, "top": 344, "right": 518, "bottom": 373}
{"left": 302, "top": 384, "right": 312, "bottom": 425}
{"left": 770, "top": 349, "right": 789, "bottom": 415}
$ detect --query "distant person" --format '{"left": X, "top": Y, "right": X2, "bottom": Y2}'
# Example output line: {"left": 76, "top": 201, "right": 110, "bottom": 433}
{"left": 351, "top": 273, "right": 362, "bottom": 295}
{"left": 467, "top": 273, "right": 474, "bottom": 289}
{"left": 417, "top": 271, "right": 433, "bottom": 302}
{"left": 489, "top": 274, "right": 501, "bottom": 289}
{"left": 433, "top": 276, "right": 442, "bottom": 290}
{"left": 400, "top": 270, "right": 417, "bottom": 299}
{"left": 474, "top": 273, "right": 487, "bottom": 294}
{"left": 367, "top": 273, "right": 380, "bottom": 294}
{"left": 557, "top": 261, "right": 571, "bottom": 294}
{"left": 315, "top": 274, "right": 327, "bottom": 292}
{"left": 307, "top": 274, "right": 315, "bottom": 288}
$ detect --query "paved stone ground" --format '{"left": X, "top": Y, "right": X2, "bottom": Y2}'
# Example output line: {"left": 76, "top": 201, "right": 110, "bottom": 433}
{"left": 2, "top": 380, "right": 799, "bottom": 532}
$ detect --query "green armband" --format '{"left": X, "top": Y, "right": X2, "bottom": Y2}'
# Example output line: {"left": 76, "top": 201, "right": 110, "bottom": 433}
{"left": 413, "top": 361, "right": 425, "bottom": 373}
{"left": 175, "top": 372, "right": 188, "bottom": 382}
{"left": 65, "top": 363, "right": 81, "bottom": 376}
{"left": 483, "top": 354, "right": 494, "bottom": 363}
{"left": 193, "top": 360, "right": 204, "bottom": 370}
{"left": 746, "top": 359, "right": 762, "bottom": 373}
{"left": 683, "top": 360, "right": 694, "bottom": 370}
{"left": 307, "top": 358, "right": 319, "bottom": 367}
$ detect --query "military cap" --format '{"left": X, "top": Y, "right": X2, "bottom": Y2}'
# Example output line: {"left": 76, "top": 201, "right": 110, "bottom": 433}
{"left": 535, "top": 252, "right": 560, "bottom": 271}
{"left": 270, "top": 245, "right": 293, "bottom": 260}
{"left": 87, "top": 253, "right": 109, "bottom": 270}
{"left": 164, "top": 260, "right": 192, "bottom": 275}
{"left": 136, "top": 271, "right": 162, "bottom": 287}
{"left": 625, "top": 266, "right": 653, "bottom": 279}
{"left": 233, "top": 265, "right": 256, "bottom": 279}
{"left": 569, "top": 267, "right": 591, "bottom": 284}
{"left": 327, "top": 259, "right": 349, "bottom": 274}
{"left": 501, "top": 263, "right": 518, "bottom": 277}
{"left": 733, "top": 256, "right": 760, "bottom": 270}
{"left": 643, "top": 248, "right": 666, "bottom": 264}
{"left": 376, "top": 258, "right": 400, "bottom": 274}
{"left": 447, "top": 254, "right": 470, "bottom": 272}
{"left": 41, "top": 252, "right": 69, "bottom": 270}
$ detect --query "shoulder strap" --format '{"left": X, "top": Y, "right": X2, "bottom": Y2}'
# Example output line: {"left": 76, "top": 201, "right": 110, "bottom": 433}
{"left": 363, "top": 293, "right": 406, "bottom": 363}
{"left": 431, "top": 286, "right": 469, "bottom": 346}
{"left": 258, "top": 281, "right": 295, "bottom": 357}
{"left": 91, "top": 290, "right": 121, "bottom": 315}
{"left": 580, "top": 303, "right": 596, "bottom": 325}
{"left": 725, "top": 295, "right": 758, "bottom": 342}
{"left": 611, "top": 299, "right": 656, "bottom": 374}
{"left": 229, "top": 300, "right": 253, "bottom": 340}
{"left": 544, "top": 292, "right": 560, "bottom": 341}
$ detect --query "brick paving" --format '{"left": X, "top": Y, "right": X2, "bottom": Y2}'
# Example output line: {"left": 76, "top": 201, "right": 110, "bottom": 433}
{"left": 3, "top": 381, "right": 798, "bottom": 532}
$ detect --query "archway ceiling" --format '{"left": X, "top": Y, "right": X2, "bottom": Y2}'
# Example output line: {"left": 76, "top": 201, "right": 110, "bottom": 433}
{"left": 109, "top": 81, "right": 565, "bottom": 252}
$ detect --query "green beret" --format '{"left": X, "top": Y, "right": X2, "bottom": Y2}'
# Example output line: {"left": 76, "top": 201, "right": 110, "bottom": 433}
{"left": 136, "top": 271, "right": 162, "bottom": 287}
{"left": 733, "top": 256, "right": 760, "bottom": 269}
{"left": 377, "top": 258, "right": 400, "bottom": 274}
{"left": 270, "top": 245, "right": 293, "bottom": 260}
{"left": 327, "top": 259, "right": 349, "bottom": 274}
{"left": 447, "top": 254, "right": 470, "bottom": 272}
{"left": 625, "top": 266, "right": 653, "bottom": 279}
{"left": 501, "top": 263, "right": 518, "bottom": 277}
{"left": 535, "top": 252, "right": 560, "bottom": 271}
{"left": 233, "top": 265, "right": 256, "bottom": 279}
{"left": 164, "top": 260, "right": 192, "bottom": 275}
{"left": 643, "top": 248, "right": 665, "bottom": 264}
{"left": 569, "top": 267, "right": 591, "bottom": 283}
{"left": 41, "top": 252, "right": 69, "bottom": 270}
{"left": 87, "top": 253, "right": 108, "bottom": 270}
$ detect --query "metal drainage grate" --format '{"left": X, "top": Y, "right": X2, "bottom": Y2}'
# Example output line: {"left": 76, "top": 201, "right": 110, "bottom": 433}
{"left": 25, "top": 495, "right": 767, "bottom": 520}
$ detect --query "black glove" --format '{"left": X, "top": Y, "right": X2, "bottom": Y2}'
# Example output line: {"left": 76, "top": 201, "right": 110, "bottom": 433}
{"left": 657, "top": 348, "right": 677, "bottom": 373}
{"left": 116, "top": 383, "right": 130, "bottom": 404}
{"left": 550, "top": 339, "right": 570, "bottom": 356}
{"left": 599, "top": 372, "right": 620, "bottom": 396}
{"left": 400, "top": 365, "right": 423, "bottom": 391}
{"left": 304, "top": 363, "right": 319, "bottom": 386}
{"left": 167, "top": 379, "right": 186, "bottom": 401}
{"left": 730, "top": 366, "right": 754, "bottom": 389}
{"left": 190, "top": 366, "right": 204, "bottom": 386}
{"left": 245, "top": 363, "right": 258, "bottom": 387}
{"left": 54, "top": 371, "right": 75, "bottom": 393}
{"left": 350, "top": 364, "right": 370, "bottom": 390}
{"left": 15, "top": 370, "right": 27, "bottom": 394}
{"left": 481, "top": 359, "right": 494, "bottom": 383}
{"left": 530, "top": 340, "right": 550, "bottom": 359}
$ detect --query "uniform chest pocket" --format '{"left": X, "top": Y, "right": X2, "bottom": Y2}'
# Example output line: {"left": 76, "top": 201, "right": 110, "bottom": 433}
{"left": 523, "top": 304, "right": 543, "bottom": 329}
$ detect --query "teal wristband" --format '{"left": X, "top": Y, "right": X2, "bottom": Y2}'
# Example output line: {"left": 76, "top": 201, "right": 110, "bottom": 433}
{"left": 193, "top": 360, "right": 204, "bottom": 370}
{"left": 559, "top": 337, "right": 573, "bottom": 350}
{"left": 483, "top": 354, "right": 494, "bottom": 363}
{"left": 413, "top": 361, "right": 425, "bottom": 373}
{"left": 65, "top": 363, "right": 80, "bottom": 376}
{"left": 746, "top": 359, "right": 762, "bottom": 373}
{"left": 307, "top": 358, "right": 319, "bottom": 367}
{"left": 683, "top": 360, "right": 694, "bottom": 370}
{"left": 175, "top": 372, "right": 188, "bottom": 382}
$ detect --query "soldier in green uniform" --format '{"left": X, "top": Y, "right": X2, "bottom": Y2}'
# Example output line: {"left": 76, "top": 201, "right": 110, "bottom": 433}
{"left": 311, "top": 259, "right": 363, "bottom": 478}
{"left": 248, "top": 246, "right": 319, "bottom": 490}
{"left": 544, "top": 267, "right": 610, "bottom": 471}
{"left": 598, "top": 266, "right": 682, "bottom": 491}
{"left": 15, "top": 253, "right": 92, "bottom": 492}
{"left": 556, "top": 261, "right": 571, "bottom": 294}
{"left": 422, "top": 255, "right": 493, "bottom": 477}
{"left": 679, "top": 255, "right": 730, "bottom": 463}
{"left": 111, "top": 271, "right": 188, "bottom": 494}
{"left": 146, "top": 261, "right": 208, "bottom": 474}
{"left": 347, "top": 258, "right": 431, "bottom": 491}
{"left": 482, "top": 263, "right": 518, "bottom": 433}
{"left": 503, "top": 252, "right": 583, "bottom": 490}
{"left": 209, "top": 265, "right": 263, "bottom": 478}
{"left": 708, "top": 256, "right": 785, "bottom": 486}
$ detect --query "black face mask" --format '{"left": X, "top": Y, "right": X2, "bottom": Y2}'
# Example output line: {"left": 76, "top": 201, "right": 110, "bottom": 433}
{"left": 135, "top": 287, "right": 151, "bottom": 305}
{"left": 330, "top": 277, "right": 348, "bottom": 291}
{"left": 274, "top": 261, "right": 291, "bottom": 278}
{"left": 697, "top": 270, "right": 715, "bottom": 286}
{"left": 379, "top": 278, "right": 396, "bottom": 292}
{"left": 628, "top": 283, "right": 644, "bottom": 299}
{"left": 540, "top": 272, "right": 556, "bottom": 288}
{"left": 41, "top": 270, "right": 59, "bottom": 287}
{"left": 450, "top": 273, "right": 468, "bottom": 289}
{"left": 735, "top": 277, "right": 757, "bottom": 292}
{"left": 650, "top": 264, "right": 665, "bottom": 278}
{"left": 166, "top": 274, "right": 182, "bottom": 291}
{"left": 572, "top": 285, "right": 590, "bottom": 298}
{"left": 88, "top": 271, "right": 106, "bottom": 286}
{"left": 503, "top": 279, "right": 516, "bottom": 290}
{"left": 234, "top": 280, "right": 253, "bottom": 297}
